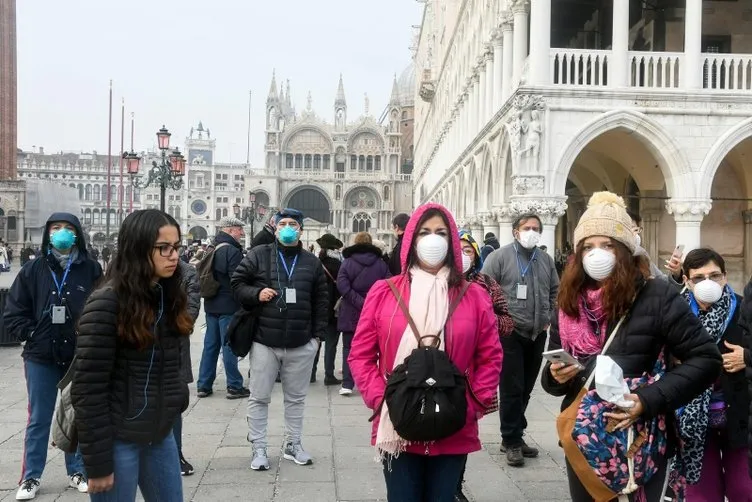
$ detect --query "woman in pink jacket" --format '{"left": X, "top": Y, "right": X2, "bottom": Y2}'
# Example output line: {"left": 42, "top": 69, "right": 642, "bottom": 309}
{"left": 348, "top": 203, "right": 503, "bottom": 502}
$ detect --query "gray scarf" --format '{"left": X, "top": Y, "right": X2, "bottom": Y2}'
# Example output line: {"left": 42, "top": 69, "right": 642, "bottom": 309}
{"left": 50, "top": 247, "right": 79, "bottom": 269}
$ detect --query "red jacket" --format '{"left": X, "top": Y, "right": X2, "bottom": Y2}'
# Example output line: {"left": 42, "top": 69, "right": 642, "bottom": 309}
{"left": 348, "top": 203, "right": 503, "bottom": 456}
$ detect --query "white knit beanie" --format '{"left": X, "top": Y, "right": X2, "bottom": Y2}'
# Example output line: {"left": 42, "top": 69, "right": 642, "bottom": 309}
{"left": 573, "top": 192, "right": 636, "bottom": 253}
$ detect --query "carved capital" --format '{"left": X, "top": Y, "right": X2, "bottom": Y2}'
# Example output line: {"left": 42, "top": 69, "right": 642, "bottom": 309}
{"left": 501, "top": 11, "right": 514, "bottom": 30}
{"left": 665, "top": 198, "right": 712, "bottom": 222}
{"left": 508, "top": 196, "right": 568, "bottom": 225}
{"left": 494, "top": 205, "right": 515, "bottom": 223}
{"left": 483, "top": 43, "right": 494, "bottom": 60}
{"left": 510, "top": 0, "right": 530, "bottom": 15}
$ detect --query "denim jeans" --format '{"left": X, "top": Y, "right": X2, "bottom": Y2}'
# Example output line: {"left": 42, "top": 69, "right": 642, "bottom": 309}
{"left": 197, "top": 313, "right": 243, "bottom": 390}
{"left": 341, "top": 331, "right": 355, "bottom": 390}
{"left": 247, "top": 339, "right": 318, "bottom": 447}
{"left": 172, "top": 415, "right": 183, "bottom": 454}
{"left": 21, "top": 360, "right": 85, "bottom": 481}
{"left": 88, "top": 435, "right": 182, "bottom": 502}
{"left": 382, "top": 452, "right": 467, "bottom": 502}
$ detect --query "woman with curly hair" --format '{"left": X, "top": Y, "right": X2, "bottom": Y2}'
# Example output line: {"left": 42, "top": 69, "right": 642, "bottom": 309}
{"left": 71, "top": 209, "right": 194, "bottom": 501}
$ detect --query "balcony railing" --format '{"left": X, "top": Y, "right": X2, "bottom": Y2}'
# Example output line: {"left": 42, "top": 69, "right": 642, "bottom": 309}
{"left": 629, "top": 52, "right": 682, "bottom": 89}
{"left": 703, "top": 54, "right": 752, "bottom": 91}
{"left": 550, "top": 49, "right": 610, "bottom": 87}
{"left": 282, "top": 169, "right": 410, "bottom": 182}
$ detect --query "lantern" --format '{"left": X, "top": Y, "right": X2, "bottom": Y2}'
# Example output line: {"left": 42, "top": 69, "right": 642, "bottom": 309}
{"left": 157, "top": 126, "right": 171, "bottom": 150}
{"left": 124, "top": 151, "right": 141, "bottom": 175}
{"left": 169, "top": 149, "right": 185, "bottom": 175}
{"left": 233, "top": 203, "right": 241, "bottom": 216}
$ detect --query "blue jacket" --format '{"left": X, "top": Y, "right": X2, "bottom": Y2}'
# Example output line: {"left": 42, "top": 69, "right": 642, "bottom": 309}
{"left": 4, "top": 212, "right": 102, "bottom": 366}
{"left": 203, "top": 231, "right": 244, "bottom": 315}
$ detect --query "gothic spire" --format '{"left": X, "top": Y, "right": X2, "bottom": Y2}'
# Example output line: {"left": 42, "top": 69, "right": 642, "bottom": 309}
{"left": 286, "top": 79, "right": 292, "bottom": 106}
{"left": 335, "top": 74, "right": 346, "bottom": 107}
{"left": 389, "top": 73, "right": 400, "bottom": 106}
{"left": 268, "top": 70, "right": 278, "bottom": 101}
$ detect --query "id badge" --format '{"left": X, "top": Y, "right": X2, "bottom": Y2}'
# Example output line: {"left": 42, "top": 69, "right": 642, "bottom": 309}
{"left": 51, "top": 306, "right": 66, "bottom": 324}
{"left": 516, "top": 284, "right": 528, "bottom": 300}
{"left": 285, "top": 288, "right": 297, "bottom": 304}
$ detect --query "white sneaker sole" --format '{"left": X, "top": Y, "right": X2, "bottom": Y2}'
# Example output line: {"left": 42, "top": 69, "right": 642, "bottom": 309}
{"left": 283, "top": 453, "right": 313, "bottom": 466}
{"left": 250, "top": 463, "right": 269, "bottom": 471}
{"left": 16, "top": 490, "right": 38, "bottom": 501}
{"left": 338, "top": 388, "right": 353, "bottom": 396}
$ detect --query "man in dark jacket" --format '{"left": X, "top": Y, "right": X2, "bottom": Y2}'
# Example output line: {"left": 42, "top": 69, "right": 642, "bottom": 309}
{"left": 388, "top": 213, "right": 409, "bottom": 276}
{"left": 480, "top": 232, "right": 500, "bottom": 262}
{"left": 174, "top": 260, "right": 201, "bottom": 476}
{"left": 313, "top": 233, "right": 344, "bottom": 385}
{"left": 5, "top": 212, "right": 102, "bottom": 500}
{"left": 196, "top": 216, "right": 248, "bottom": 399}
{"left": 231, "top": 208, "right": 328, "bottom": 471}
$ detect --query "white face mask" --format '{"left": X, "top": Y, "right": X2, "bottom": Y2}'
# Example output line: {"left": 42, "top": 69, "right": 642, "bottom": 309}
{"left": 582, "top": 248, "right": 616, "bottom": 281}
{"left": 462, "top": 253, "right": 474, "bottom": 273}
{"left": 518, "top": 230, "right": 541, "bottom": 250}
{"left": 634, "top": 233, "right": 642, "bottom": 247}
{"left": 692, "top": 279, "right": 723, "bottom": 304}
{"left": 416, "top": 234, "right": 449, "bottom": 268}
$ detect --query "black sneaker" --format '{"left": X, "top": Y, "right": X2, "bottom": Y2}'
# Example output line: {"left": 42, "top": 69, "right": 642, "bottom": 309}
{"left": 196, "top": 388, "right": 213, "bottom": 398}
{"left": 455, "top": 490, "right": 470, "bottom": 502}
{"left": 501, "top": 440, "right": 539, "bottom": 458}
{"left": 324, "top": 376, "right": 342, "bottom": 386}
{"left": 226, "top": 387, "right": 250, "bottom": 399}
{"left": 505, "top": 445, "right": 524, "bottom": 467}
{"left": 180, "top": 455, "right": 194, "bottom": 476}
{"left": 310, "top": 374, "right": 317, "bottom": 383}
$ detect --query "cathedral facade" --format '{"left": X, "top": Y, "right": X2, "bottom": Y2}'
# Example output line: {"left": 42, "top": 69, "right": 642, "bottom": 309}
{"left": 255, "top": 69, "right": 415, "bottom": 248}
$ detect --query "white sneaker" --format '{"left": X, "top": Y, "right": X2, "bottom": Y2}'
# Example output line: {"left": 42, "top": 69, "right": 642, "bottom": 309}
{"left": 338, "top": 387, "right": 353, "bottom": 396}
{"left": 68, "top": 473, "right": 88, "bottom": 493}
{"left": 16, "top": 479, "right": 40, "bottom": 500}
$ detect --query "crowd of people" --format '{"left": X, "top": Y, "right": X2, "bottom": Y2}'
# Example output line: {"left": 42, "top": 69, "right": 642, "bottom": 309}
{"left": 4, "top": 192, "right": 752, "bottom": 501}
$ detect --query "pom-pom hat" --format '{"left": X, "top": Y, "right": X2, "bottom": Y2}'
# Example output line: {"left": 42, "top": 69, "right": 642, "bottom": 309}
{"left": 573, "top": 192, "right": 636, "bottom": 253}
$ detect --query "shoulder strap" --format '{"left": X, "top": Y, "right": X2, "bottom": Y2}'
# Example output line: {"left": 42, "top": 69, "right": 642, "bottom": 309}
{"left": 448, "top": 281, "right": 471, "bottom": 319}
{"left": 322, "top": 264, "right": 336, "bottom": 283}
{"left": 386, "top": 279, "right": 422, "bottom": 345}
{"left": 57, "top": 356, "right": 77, "bottom": 390}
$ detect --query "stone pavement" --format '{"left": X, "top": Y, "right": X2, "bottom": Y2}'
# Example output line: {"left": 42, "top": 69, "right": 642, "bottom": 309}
{"left": 0, "top": 267, "right": 571, "bottom": 501}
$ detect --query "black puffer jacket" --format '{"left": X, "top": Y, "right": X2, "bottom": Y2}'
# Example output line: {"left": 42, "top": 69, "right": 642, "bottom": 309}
{"left": 542, "top": 278, "right": 722, "bottom": 419}
{"left": 231, "top": 242, "right": 328, "bottom": 349}
{"left": 71, "top": 286, "right": 189, "bottom": 479}
{"left": 738, "top": 280, "right": 752, "bottom": 476}
{"left": 178, "top": 260, "right": 201, "bottom": 383}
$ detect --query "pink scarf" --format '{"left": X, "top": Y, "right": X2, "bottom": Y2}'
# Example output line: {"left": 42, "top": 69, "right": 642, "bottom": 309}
{"left": 376, "top": 266, "right": 450, "bottom": 459}
{"left": 559, "top": 288, "right": 608, "bottom": 359}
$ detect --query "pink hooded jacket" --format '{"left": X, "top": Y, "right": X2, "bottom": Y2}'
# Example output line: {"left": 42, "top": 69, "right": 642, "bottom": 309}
{"left": 348, "top": 203, "right": 503, "bottom": 456}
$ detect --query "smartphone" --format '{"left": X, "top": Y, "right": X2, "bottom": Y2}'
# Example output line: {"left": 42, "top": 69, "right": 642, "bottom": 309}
{"left": 671, "top": 244, "right": 685, "bottom": 260}
{"left": 542, "top": 349, "right": 584, "bottom": 370}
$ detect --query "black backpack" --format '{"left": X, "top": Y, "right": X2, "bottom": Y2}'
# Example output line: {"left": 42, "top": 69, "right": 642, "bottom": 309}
{"left": 376, "top": 279, "right": 472, "bottom": 442}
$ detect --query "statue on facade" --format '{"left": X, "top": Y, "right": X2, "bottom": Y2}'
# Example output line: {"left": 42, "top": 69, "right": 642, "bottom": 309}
{"left": 336, "top": 109, "right": 344, "bottom": 130}
{"left": 520, "top": 110, "right": 541, "bottom": 160}
{"left": 190, "top": 127, "right": 194, "bottom": 138}
{"left": 207, "top": 129, "right": 211, "bottom": 139}
{"left": 364, "top": 93, "right": 370, "bottom": 116}
{"left": 268, "top": 107, "right": 277, "bottom": 130}
{"left": 509, "top": 94, "right": 545, "bottom": 173}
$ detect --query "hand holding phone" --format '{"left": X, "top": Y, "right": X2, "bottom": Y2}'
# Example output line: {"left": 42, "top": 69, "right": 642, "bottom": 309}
{"left": 542, "top": 349, "right": 584, "bottom": 370}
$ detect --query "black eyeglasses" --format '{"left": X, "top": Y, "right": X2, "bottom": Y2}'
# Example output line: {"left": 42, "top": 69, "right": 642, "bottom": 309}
{"left": 154, "top": 243, "right": 183, "bottom": 257}
{"left": 688, "top": 272, "right": 725, "bottom": 284}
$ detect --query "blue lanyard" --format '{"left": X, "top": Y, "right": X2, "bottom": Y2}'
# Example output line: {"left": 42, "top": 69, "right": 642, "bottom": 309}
{"left": 515, "top": 245, "right": 537, "bottom": 280}
{"left": 278, "top": 252, "right": 299, "bottom": 282}
{"left": 688, "top": 286, "right": 736, "bottom": 338}
{"left": 49, "top": 259, "right": 72, "bottom": 297}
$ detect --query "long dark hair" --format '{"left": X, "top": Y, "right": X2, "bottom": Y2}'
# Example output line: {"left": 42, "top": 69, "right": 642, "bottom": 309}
{"left": 107, "top": 210, "right": 193, "bottom": 349}
{"left": 405, "top": 208, "right": 463, "bottom": 287}
{"left": 558, "top": 238, "right": 650, "bottom": 321}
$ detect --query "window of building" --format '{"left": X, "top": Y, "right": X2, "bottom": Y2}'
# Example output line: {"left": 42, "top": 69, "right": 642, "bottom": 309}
{"left": 313, "top": 155, "right": 321, "bottom": 169}
{"left": 215, "top": 173, "right": 221, "bottom": 180}
{"left": 350, "top": 155, "right": 357, "bottom": 170}
{"left": 295, "top": 154, "right": 303, "bottom": 169}
{"left": 223, "top": 197, "right": 228, "bottom": 203}
{"left": 323, "top": 154, "right": 331, "bottom": 170}
{"left": 216, "top": 208, "right": 222, "bottom": 220}
{"left": 286, "top": 154, "right": 294, "bottom": 169}
{"left": 375, "top": 156, "right": 381, "bottom": 170}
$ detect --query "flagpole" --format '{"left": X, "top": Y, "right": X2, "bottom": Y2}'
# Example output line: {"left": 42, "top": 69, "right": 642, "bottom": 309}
{"left": 129, "top": 112, "right": 134, "bottom": 212}
{"left": 119, "top": 98, "right": 124, "bottom": 216}
{"left": 246, "top": 90, "right": 252, "bottom": 166}
{"left": 105, "top": 80, "right": 113, "bottom": 243}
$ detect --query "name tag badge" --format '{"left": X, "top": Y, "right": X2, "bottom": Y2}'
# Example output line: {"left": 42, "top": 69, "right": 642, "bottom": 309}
{"left": 285, "top": 288, "right": 297, "bottom": 304}
{"left": 51, "top": 306, "right": 66, "bottom": 324}
{"left": 516, "top": 284, "right": 528, "bottom": 300}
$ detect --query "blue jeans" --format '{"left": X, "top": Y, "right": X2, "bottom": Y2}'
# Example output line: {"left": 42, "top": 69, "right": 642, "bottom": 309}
{"left": 172, "top": 415, "right": 182, "bottom": 454}
{"left": 21, "top": 360, "right": 85, "bottom": 481}
{"left": 382, "top": 453, "right": 467, "bottom": 502}
{"left": 197, "top": 313, "right": 243, "bottom": 390}
{"left": 88, "top": 435, "right": 182, "bottom": 502}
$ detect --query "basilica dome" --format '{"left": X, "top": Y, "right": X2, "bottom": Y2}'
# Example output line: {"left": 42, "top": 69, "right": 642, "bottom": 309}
{"left": 397, "top": 61, "right": 416, "bottom": 107}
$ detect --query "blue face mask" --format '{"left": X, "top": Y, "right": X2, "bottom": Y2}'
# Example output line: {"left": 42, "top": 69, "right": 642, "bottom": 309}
{"left": 50, "top": 228, "right": 77, "bottom": 251}
{"left": 278, "top": 226, "right": 299, "bottom": 245}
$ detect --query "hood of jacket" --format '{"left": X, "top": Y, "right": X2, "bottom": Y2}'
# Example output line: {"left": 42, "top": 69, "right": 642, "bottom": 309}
{"left": 484, "top": 236, "right": 500, "bottom": 249}
{"left": 399, "top": 203, "right": 463, "bottom": 275}
{"left": 42, "top": 212, "right": 88, "bottom": 259}
{"left": 343, "top": 243, "right": 383, "bottom": 265}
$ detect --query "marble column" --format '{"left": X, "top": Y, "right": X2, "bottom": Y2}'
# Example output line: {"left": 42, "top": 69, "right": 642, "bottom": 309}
{"left": 512, "top": 1, "right": 530, "bottom": 88}
{"left": 683, "top": 0, "right": 703, "bottom": 89}
{"left": 666, "top": 198, "right": 712, "bottom": 255}
{"left": 492, "top": 32, "right": 503, "bottom": 110}
{"left": 481, "top": 213, "right": 497, "bottom": 243}
{"left": 501, "top": 14, "right": 515, "bottom": 100}
{"left": 611, "top": 0, "right": 630, "bottom": 87}
{"left": 743, "top": 210, "right": 752, "bottom": 280}
{"left": 642, "top": 212, "right": 662, "bottom": 265}
{"left": 496, "top": 207, "right": 516, "bottom": 247}
{"left": 528, "top": 0, "right": 551, "bottom": 85}
{"left": 477, "top": 60, "right": 486, "bottom": 129}
{"left": 470, "top": 220, "right": 484, "bottom": 245}
{"left": 484, "top": 47, "right": 494, "bottom": 121}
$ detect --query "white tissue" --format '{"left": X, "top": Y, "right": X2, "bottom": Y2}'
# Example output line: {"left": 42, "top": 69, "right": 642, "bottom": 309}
{"left": 594, "top": 355, "right": 634, "bottom": 409}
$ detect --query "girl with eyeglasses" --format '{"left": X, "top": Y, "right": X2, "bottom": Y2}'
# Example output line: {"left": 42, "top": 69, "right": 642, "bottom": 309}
{"left": 670, "top": 248, "right": 752, "bottom": 501}
{"left": 71, "top": 209, "right": 194, "bottom": 501}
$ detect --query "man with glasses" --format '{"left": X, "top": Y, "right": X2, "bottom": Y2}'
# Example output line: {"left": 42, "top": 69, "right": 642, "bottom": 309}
{"left": 232, "top": 208, "right": 329, "bottom": 471}
{"left": 196, "top": 216, "right": 249, "bottom": 400}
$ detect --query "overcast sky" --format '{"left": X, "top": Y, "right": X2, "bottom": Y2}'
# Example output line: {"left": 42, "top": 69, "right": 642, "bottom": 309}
{"left": 17, "top": 1, "right": 422, "bottom": 165}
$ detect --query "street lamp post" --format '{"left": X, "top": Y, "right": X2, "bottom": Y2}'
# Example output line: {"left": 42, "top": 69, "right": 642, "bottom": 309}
{"left": 233, "top": 192, "right": 267, "bottom": 245}
{"left": 124, "top": 125, "right": 186, "bottom": 213}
